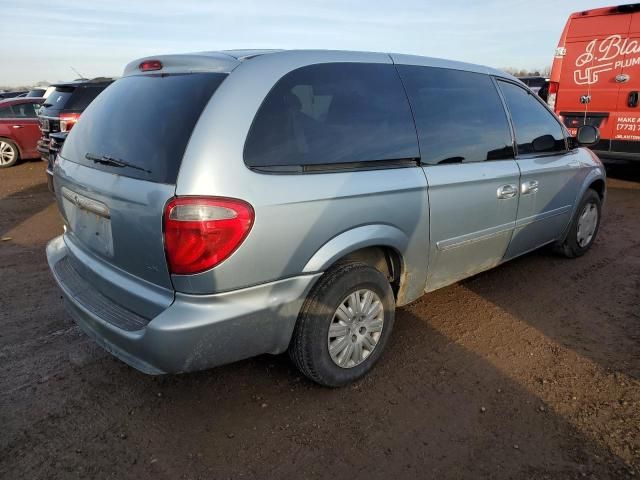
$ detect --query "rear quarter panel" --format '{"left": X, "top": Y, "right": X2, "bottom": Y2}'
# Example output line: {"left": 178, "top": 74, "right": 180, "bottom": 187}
{"left": 173, "top": 51, "right": 430, "bottom": 304}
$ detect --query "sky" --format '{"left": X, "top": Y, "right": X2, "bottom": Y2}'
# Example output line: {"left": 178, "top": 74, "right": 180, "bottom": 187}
{"left": 0, "top": 0, "right": 614, "bottom": 87}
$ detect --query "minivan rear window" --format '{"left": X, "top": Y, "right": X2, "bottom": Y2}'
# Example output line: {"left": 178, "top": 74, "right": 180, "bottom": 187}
{"left": 60, "top": 73, "right": 227, "bottom": 184}
{"left": 244, "top": 63, "right": 419, "bottom": 170}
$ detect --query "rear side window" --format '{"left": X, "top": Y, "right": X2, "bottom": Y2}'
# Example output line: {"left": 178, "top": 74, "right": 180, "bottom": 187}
{"left": 11, "top": 103, "right": 38, "bottom": 118}
{"left": 396, "top": 66, "right": 514, "bottom": 165}
{"left": 498, "top": 81, "right": 566, "bottom": 155}
{"left": 0, "top": 103, "right": 38, "bottom": 118}
{"left": 61, "top": 73, "right": 227, "bottom": 183}
{"left": 244, "top": 63, "right": 419, "bottom": 169}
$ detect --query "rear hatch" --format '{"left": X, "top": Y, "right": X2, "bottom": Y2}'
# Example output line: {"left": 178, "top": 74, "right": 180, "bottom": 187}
{"left": 54, "top": 71, "right": 228, "bottom": 317}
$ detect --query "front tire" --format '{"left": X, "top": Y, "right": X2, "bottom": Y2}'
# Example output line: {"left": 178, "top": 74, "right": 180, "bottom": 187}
{"left": 0, "top": 139, "right": 19, "bottom": 168}
{"left": 555, "top": 189, "right": 602, "bottom": 258}
{"left": 289, "top": 262, "right": 396, "bottom": 387}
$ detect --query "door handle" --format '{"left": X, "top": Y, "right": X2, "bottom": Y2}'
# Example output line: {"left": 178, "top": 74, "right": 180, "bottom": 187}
{"left": 629, "top": 91, "right": 639, "bottom": 108}
{"left": 12, "top": 125, "right": 23, "bottom": 129}
{"left": 521, "top": 180, "right": 539, "bottom": 195}
{"left": 497, "top": 184, "right": 518, "bottom": 199}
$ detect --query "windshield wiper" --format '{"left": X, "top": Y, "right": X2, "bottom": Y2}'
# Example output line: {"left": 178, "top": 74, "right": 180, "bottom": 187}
{"left": 85, "top": 153, "right": 151, "bottom": 174}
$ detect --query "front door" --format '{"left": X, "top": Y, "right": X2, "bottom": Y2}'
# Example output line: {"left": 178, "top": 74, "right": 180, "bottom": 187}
{"left": 0, "top": 102, "right": 42, "bottom": 158}
{"left": 497, "top": 80, "right": 582, "bottom": 258}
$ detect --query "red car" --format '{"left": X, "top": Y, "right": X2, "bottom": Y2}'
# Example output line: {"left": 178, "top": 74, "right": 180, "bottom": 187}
{"left": 0, "top": 97, "right": 43, "bottom": 168}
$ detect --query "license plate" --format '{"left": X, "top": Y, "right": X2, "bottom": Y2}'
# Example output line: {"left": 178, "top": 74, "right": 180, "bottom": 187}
{"left": 60, "top": 187, "right": 113, "bottom": 257}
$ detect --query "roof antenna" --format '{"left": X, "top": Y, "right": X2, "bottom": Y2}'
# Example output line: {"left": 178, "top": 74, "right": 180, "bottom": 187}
{"left": 70, "top": 66, "right": 86, "bottom": 79}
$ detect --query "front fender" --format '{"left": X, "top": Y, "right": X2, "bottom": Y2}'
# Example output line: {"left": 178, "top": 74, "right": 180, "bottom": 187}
{"left": 560, "top": 158, "right": 606, "bottom": 242}
{"left": 574, "top": 163, "right": 606, "bottom": 212}
{"left": 302, "top": 224, "right": 409, "bottom": 273}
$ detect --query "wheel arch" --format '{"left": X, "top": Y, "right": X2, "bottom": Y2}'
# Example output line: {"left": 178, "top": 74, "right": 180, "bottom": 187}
{"left": 302, "top": 224, "right": 410, "bottom": 303}
{"left": 588, "top": 178, "right": 606, "bottom": 200}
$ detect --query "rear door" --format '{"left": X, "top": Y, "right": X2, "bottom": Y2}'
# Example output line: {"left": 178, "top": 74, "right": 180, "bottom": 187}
{"left": 396, "top": 64, "right": 520, "bottom": 292}
{"left": 497, "top": 80, "right": 581, "bottom": 258}
{"left": 0, "top": 103, "right": 41, "bottom": 157}
{"left": 557, "top": 12, "right": 632, "bottom": 139}
{"left": 54, "top": 72, "right": 227, "bottom": 316}
{"left": 7, "top": 102, "right": 41, "bottom": 157}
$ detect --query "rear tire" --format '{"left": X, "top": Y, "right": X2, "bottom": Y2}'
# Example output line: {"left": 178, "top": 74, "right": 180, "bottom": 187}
{"left": 289, "top": 262, "right": 395, "bottom": 387}
{"left": 554, "top": 189, "right": 601, "bottom": 258}
{"left": 0, "top": 139, "right": 19, "bottom": 168}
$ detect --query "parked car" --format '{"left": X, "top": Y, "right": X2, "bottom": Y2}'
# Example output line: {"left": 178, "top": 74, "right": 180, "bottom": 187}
{"left": 0, "top": 97, "right": 44, "bottom": 168}
{"left": 37, "top": 78, "right": 113, "bottom": 188}
{"left": 46, "top": 50, "right": 605, "bottom": 387}
{"left": 550, "top": 3, "right": 640, "bottom": 162}
{"left": 0, "top": 90, "right": 28, "bottom": 100}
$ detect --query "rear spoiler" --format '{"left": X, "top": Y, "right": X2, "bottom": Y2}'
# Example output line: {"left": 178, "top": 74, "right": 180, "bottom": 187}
{"left": 617, "top": 4, "right": 640, "bottom": 13}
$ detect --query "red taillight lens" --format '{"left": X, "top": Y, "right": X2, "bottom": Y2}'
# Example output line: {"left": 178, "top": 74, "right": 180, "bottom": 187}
{"left": 547, "top": 81, "right": 559, "bottom": 110}
{"left": 139, "top": 60, "right": 163, "bottom": 72}
{"left": 59, "top": 112, "right": 80, "bottom": 132}
{"left": 163, "top": 197, "right": 254, "bottom": 275}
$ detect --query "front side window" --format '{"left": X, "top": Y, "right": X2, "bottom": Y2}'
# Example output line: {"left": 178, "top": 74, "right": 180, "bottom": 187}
{"left": 498, "top": 81, "right": 566, "bottom": 155}
{"left": 0, "top": 106, "right": 12, "bottom": 118}
{"left": 396, "top": 65, "right": 514, "bottom": 165}
{"left": 244, "top": 63, "right": 419, "bottom": 168}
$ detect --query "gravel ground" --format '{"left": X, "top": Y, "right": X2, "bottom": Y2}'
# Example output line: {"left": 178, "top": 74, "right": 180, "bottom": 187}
{"left": 1, "top": 160, "right": 639, "bottom": 480}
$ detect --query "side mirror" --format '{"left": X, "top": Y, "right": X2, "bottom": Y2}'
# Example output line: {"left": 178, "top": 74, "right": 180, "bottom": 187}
{"left": 575, "top": 125, "right": 600, "bottom": 147}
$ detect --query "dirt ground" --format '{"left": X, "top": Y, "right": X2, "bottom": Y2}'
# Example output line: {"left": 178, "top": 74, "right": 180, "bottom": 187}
{"left": 0, "top": 160, "right": 639, "bottom": 480}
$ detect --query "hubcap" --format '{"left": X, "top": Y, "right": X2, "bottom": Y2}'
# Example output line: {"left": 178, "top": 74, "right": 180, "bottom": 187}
{"left": 0, "top": 141, "right": 16, "bottom": 166}
{"left": 577, "top": 202, "right": 598, "bottom": 247}
{"left": 328, "top": 289, "right": 384, "bottom": 368}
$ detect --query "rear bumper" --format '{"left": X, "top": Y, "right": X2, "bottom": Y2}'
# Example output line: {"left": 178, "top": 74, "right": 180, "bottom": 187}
{"left": 46, "top": 235, "right": 320, "bottom": 374}
{"left": 37, "top": 139, "right": 50, "bottom": 160}
{"left": 45, "top": 167, "right": 54, "bottom": 193}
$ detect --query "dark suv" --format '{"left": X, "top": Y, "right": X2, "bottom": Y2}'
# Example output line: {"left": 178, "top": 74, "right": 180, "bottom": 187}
{"left": 38, "top": 78, "right": 113, "bottom": 189}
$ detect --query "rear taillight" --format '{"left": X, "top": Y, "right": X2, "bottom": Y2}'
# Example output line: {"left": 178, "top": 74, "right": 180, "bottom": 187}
{"left": 139, "top": 60, "right": 163, "bottom": 72}
{"left": 59, "top": 112, "right": 80, "bottom": 132}
{"left": 163, "top": 197, "right": 254, "bottom": 275}
{"left": 547, "top": 81, "right": 559, "bottom": 110}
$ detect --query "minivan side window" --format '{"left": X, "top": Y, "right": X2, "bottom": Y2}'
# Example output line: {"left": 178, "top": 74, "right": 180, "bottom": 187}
{"left": 244, "top": 63, "right": 419, "bottom": 169}
{"left": 497, "top": 81, "right": 566, "bottom": 155}
{"left": 396, "top": 65, "right": 514, "bottom": 165}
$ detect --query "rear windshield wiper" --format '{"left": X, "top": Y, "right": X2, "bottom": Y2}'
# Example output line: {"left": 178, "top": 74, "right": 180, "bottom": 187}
{"left": 85, "top": 153, "right": 151, "bottom": 174}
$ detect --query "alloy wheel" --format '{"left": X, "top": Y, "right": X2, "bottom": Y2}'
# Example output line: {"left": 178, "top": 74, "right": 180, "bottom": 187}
{"left": 0, "top": 141, "right": 16, "bottom": 166}
{"left": 328, "top": 289, "right": 384, "bottom": 368}
{"left": 577, "top": 202, "right": 598, "bottom": 247}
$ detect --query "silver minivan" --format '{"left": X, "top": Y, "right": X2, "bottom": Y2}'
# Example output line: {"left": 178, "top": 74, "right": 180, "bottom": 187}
{"left": 47, "top": 50, "right": 605, "bottom": 386}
